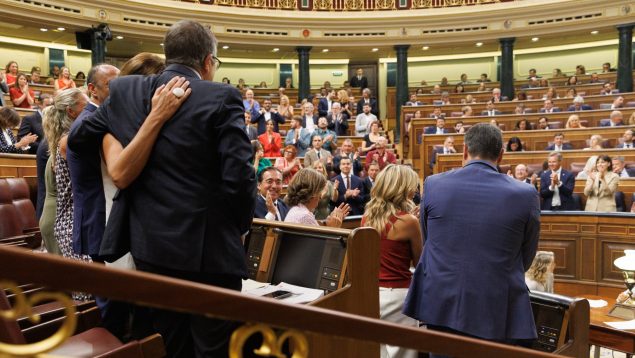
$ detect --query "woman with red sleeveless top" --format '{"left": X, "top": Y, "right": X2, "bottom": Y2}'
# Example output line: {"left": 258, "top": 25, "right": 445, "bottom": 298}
{"left": 362, "top": 164, "right": 422, "bottom": 358}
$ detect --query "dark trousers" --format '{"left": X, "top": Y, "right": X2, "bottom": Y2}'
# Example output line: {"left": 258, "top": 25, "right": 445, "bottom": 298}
{"left": 134, "top": 259, "right": 242, "bottom": 358}
{"left": 426, "top": 324, "right": 534, "bottom": 358}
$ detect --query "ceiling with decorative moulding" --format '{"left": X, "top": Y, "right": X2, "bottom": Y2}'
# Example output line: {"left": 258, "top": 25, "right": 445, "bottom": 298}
{"left": 0, "top": 0, "right": 631, "bottom": 60}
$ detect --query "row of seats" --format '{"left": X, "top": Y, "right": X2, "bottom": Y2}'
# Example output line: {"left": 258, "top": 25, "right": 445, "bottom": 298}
{"left": 0, "top": 178, "right": 40, "bottom": 249}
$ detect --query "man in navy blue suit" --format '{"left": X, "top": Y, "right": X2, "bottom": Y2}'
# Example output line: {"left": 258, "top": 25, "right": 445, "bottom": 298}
{"left": 68, "top": 20, "right": 256, "bottom": 357}
{"left": 67, "top": 64, "right": 120, "bottom": 260}
{"left": 404, "top": 124, "right": 539, "bottom": 355}
{"left": 540, "top": 151, "right": 576, "bottom": 210}
{"left": 424, "top": 118, "right": 448, "bottom": 135}
{"left": 333, "top": 157, "right": 365, "bottom": 215}
{"left": 254, "top": 167, "right": 288, "bottom": 221}
{"left": 545, "top": 133, "right": 573, "bottom": 151}
{"left": 17, "top": 94, "right": 52, "bottom": 154}
{"left": 317, "top": 89, "right": 336, "bottom": 118}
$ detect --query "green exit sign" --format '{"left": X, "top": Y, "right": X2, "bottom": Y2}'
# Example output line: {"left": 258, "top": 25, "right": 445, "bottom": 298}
{"left": 332, "top": 71, "right": 343, "bottom": 76}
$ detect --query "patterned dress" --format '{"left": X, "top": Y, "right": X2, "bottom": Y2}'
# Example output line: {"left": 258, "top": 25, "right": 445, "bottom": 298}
{"left": 53, "top": 146, "right": 92, "bottom": 301}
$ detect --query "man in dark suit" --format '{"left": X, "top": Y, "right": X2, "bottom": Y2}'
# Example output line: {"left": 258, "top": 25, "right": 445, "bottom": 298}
{"left": 67, "top": 20, "right": 256, "bottom": 357}
{"left": 539, "top": 99, "right": 561, "bottom": 113}
{"left": 350, "top": 68, "right": 368, "bottom": 89}
{"left": 567, "top": 96, "right": 592, "bottom": 111}
{"left": 362, "top": 161, "right": 379, "bottom": 205}
{"left": 66, "top": 64, "right": 126, "bottom": 338}
{"left": 545, "top": 133, "right": 573, "bottom": 151}
{"left": 333, "top": 139, "right": 362, "bottom": 176}
{"left": 67, "top": 64, "right": 120, "bottom": 259}
{"left": 356, "top": 88, "right": 378, "bottom": 117}
{"left": 301, "top": 102, "right": 319, "bottom": 132}
{"left": 17, "top": 94, "right": 52, "bottom": 154}
{"left": 481, "top": 100, "right": 502, "bottom": 117}
{"left": 404, "top": 123, "right": 539, "bottom": 352}
{"left": 424, "top": 118, "right": 448, "bottom": 135}
{"left": 540, "top": 151, "right": 576, "bottom": 210}
{"left": 601, "top": 110, "right": 624, "bottom": 127}
{"left": 616, "top": 129, "right": 634, "bottom": 149}
{"left": 333, "top": 156, "right": 365, "bottom": 215}
{"left": 429, "top": 136, "right": 456, "bottom": 169}
{"left": 327, "top": 102, "right": 348, "bottom": 136}
{"left": 254, "top": 167, "right": 288, "bottom": 221}
{"left": 250, "top": 98, "right": 284, "bottom": 135}
{"left": 317, "top": 89, "right": 336, "bottom": 118}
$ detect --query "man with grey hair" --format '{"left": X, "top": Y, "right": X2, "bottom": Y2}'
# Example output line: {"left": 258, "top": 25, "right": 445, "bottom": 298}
{"left": 602, "top": 110, "right": 624, "bottom": 127}
{"left": 613, "top": 156, "right": 635, "bottom": 177}
{"left": 567, "top": 96, "right": 592, "bottom": 111}
{"left": 405, "top": 123, "right": 540, "bottom": 352}
{"left": 327, "top": 101, "right": 348, "bottom": 136}
{"left": 540, "top": 151, "right": 576, "bottom": 210}
{"left": 68, "top": 20, "right": 256, "bottom": 356}
{"left": 356, "top": 87, "right": 378, "bottom": 116}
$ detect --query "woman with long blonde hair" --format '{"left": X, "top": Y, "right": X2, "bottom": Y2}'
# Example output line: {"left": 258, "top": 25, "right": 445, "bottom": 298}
{"left": 525, "top": 251, "right": 555, "bottom": 293}
{"left": 277, "top": 94, "right": 294, "bottom": 120}
{"left": 362, "top": 164, "right": 422, "bottom": 358}
{"left": 42, "top": 88, "right": 92, "bottom": 300}
{"left": 54, "top": 66, "right": 77, "bottom": 92}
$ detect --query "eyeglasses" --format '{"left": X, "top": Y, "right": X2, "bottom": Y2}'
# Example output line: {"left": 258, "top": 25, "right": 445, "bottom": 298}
{"left": 212, "top": 55, "right": 222, "bottom": 70}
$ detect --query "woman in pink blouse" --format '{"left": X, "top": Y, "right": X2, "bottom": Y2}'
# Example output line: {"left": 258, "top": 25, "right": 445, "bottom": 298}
{"left": 284, "top": 168, "right": 349, "bottom": 227}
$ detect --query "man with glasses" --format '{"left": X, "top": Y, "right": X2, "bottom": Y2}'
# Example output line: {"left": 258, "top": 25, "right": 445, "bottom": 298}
{"left": 68, "top": 20, "right": 256, "bottom": 357}
{"left": 254, "top": 167, "right": 288, "bottom": 221}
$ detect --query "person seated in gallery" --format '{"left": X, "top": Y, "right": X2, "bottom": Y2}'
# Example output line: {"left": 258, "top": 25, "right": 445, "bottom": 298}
{"left": 525, "top": 251, "right": 555, "bottom": 293}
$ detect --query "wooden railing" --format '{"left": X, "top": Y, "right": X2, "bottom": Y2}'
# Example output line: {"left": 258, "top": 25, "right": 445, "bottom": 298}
{"left": 0, "top": 239, "right": 566, "bottom": 357}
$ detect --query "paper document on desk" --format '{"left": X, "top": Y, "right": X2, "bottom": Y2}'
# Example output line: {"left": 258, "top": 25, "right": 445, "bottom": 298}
{"left": 605, "top": 319, "right": 635, "bottom": 330}
{"left": 587, "top": 299, "right": 608, "bottom": 308}
{"left": 242, "top": 281, "right": 324, "bottom": 304}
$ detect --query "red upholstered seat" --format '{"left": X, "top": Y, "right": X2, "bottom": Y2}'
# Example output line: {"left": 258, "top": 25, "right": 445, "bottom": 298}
{"left": 6, "top": 178, "right": 37, "bottom": 230}
{"left": 0, "top": 179, "right": 23, "bottom": 239}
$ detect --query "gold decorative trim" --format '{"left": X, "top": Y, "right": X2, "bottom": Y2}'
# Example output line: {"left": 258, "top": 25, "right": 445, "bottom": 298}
{"left": 0, "top": 281, "right": 77, "bottom": 357}
{"left": 229, "top": 323, "right": 308, "bottom": 358}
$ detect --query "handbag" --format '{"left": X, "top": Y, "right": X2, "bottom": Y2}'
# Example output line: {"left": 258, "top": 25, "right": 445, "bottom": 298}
{"left": 99, "top": 189, "right": 131, "bottom": 263}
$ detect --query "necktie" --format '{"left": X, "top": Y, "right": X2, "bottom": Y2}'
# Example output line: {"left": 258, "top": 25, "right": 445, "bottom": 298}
{"left": 317, "top": 150, "right": 321, "bottom": 159}
{"left": 274, "top": 201, "right": 280, "bottom": 221}
{"left": 627, "top": 144, "right": 632, "bottom": 149}
{"left": 347, "top": 176, "right": 351, "bottom": 190}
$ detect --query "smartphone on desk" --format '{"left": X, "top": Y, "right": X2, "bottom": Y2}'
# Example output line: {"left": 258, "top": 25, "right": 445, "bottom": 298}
{"left": 263, "top": 290, "right": 293, "bottom": 300}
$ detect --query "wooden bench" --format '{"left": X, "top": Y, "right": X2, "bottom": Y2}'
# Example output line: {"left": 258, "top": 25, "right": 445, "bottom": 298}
{"left": 406, "top": 108, "right": 635, "bottom": 160}
{"left": 418, "top": 126, "right": 634, "bottom": 178}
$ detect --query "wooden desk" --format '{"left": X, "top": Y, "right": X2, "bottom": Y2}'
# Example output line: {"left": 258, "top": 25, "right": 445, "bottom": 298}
{"left": 585, "top": 295, "right": 635, "bottom": 355}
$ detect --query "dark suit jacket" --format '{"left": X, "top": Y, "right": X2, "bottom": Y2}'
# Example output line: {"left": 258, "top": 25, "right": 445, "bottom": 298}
{"left": 301, "top": 115, "right": 319, "bottom": 129}
{"left": 253, "top": 195, "right": 288, "bottom": 221}
{"left": 356, "top": 98, "right": 378, "bottom": 117}
{"left": 67, "top": 102, "right": 105, "bottom": 257}
{"left": 544, "top": 143, "right": 573, "bottom": 151}
{"left": 362, "top": 177, "right": 373, "bottom": 205}
{"left": 600, "top": 120, "right": 624, "bottom": 127}
{"left": 327, "top": 114, "right": 348, "bottom": 136}
{"left": 429, "top": 147, "right": 455, "bottom": 169}
{"left": 333, "top": 153, "right": 362, "bottom": 176}
{"left": 567, "top": 104, "right": 592, "bottom": 111}
{"left": 616, "top": 142, "right": 635, "bottom": 149}
{"left": 333, "top": 174, "right": 365, "bottom": 215}
{"left": 350, "top": 76, "right": 368, "bottom": 89}
{"left": 317, "top": 98, "right": 332, "bottom": 118}
{"left": 424, "top": 127, "right": 448, "bottom": 135}
{"left": 539, "top": 108, "right": 561, "bottom": 113}
{"left": 251, "top": 110, "right": 285, "bottom": 135}
{"left": 540, "top": 168, "right": 576, "bottom": 210}
{"left": 480, "top": 110, "right": 501, "bottom": 116}
{"left": 35, "top": 139, "right": 49, "bottom": 220}
{"left": 17, "top": 111, "right": 44, "bottom": 154}
{"left": 68, "top": 64, "right": 257, "bottom": 276}
{"left": 404, "top": 160, "right": 539, "bottom": 340}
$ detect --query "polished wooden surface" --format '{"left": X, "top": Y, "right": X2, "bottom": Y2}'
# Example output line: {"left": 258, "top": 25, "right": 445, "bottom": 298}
{"left": 584, "top": 295, "right": 635, "bottom": 354}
